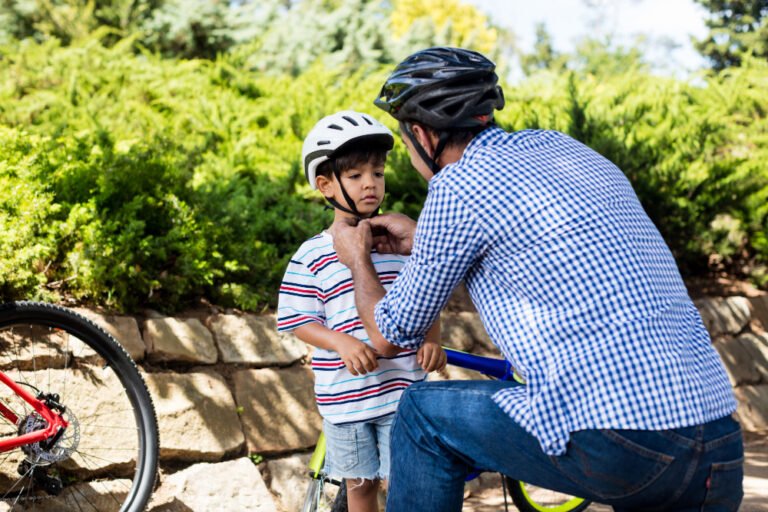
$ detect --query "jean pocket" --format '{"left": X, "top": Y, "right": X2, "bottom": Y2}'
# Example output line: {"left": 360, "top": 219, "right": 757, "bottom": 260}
{"left": 551, "top": 429, "right": 675, "bottom": 500}
{"left": 326, "top": 425, "right": 359, "bottom": 473}
{"left": 702, "top": 457, "right": 744, "bottom": 512}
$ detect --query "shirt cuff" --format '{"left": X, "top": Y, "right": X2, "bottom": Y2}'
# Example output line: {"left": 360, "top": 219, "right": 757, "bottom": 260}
{"left": 374, "top": 297, "right": 425, "bottom": 350}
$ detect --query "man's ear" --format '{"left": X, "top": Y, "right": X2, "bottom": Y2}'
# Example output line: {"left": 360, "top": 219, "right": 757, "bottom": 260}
{"left": 316, "top": 174, "right": 334, "bottom": 198}
{"left": 410, "top": 123, "right": 437, "bottom": 157}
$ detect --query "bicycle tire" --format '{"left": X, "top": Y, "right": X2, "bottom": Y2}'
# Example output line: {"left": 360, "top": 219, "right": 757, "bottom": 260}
{"left": 332, "top": 479, "right": 348, "bottom": 512}
{"left": 0, "top": 301, "right": 159, "bottom": 511}
{"left": 300, "top": 477, "right": 347, "bottom": 512}
{"left": 505, "top": 477, "right": 590, "bottom": 512}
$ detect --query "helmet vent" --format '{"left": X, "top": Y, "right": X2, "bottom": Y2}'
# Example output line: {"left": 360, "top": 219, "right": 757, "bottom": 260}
{"left": 362, "top": 116, "right": 373, "bottom": 125}
{"left": 317, "top": 140, "right": 331, "bottom": 146}
{"left": 328, "top": 124, "right": 343, "bottom": 130}
{"left": 342, "top": 116, "right": 359, "bottom": 126}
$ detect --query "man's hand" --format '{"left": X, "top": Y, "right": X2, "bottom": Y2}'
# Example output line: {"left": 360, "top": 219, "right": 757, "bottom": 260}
{"left": 331, "top": 218, "right": 373, "bottom": 269}
{"left": 334, "top": 335, "right": 379, "bottom": 376}
{"left": 369, "top": 213, "right": 417, "bottom": 255}
{"left": 417, "top": 342, "right": 447, "bottom": 372}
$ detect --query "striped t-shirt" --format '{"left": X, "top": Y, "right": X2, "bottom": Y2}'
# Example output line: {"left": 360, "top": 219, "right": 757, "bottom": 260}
{"left": 277, "top": 231, "right": 426, "bottom": 424}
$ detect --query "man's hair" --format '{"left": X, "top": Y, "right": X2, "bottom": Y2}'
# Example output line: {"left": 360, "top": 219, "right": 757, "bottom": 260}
{"left": 316, "top": 144, "right": 388, "bottom": 180}
{"left": 405, "top": 122, "right": 493, "bottom": 152}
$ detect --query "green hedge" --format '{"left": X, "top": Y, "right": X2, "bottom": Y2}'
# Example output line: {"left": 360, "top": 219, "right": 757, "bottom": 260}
{"left": 1, "top": 37, "right": 766, "bottom": 312}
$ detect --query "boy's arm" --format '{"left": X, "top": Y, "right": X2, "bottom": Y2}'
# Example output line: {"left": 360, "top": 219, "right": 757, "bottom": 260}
{"left": 294, "top": 322, "right": 378, "bottom": 376}
{"left": 417, "top": 318, "right": 447, "bottom": 372}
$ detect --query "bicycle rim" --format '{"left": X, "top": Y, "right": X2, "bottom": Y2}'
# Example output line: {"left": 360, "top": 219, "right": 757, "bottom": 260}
{"left": 506, "top": 477, "right": 590, "bottom": 512}
{"left": 0, "top": 302, "right": 159, "bottom": 511}
{"left": 301, "top": 476, "right": 347, "bottom": 512}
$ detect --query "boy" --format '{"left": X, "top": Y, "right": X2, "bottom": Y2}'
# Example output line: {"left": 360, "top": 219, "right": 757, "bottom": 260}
{"left": 277, "top": 110, "right": 445, "bottom": 512}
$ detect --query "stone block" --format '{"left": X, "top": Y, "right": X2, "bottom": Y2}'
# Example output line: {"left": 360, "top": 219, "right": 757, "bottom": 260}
{"left": 696, "top": 297, "right": 752, "bottom": 338}
{"left": 0, "top": 369, "right": 140, "bottom": 488}
{"left": 144, "top": 317, "right": 217, "bottom": 364}
{"left": 429, "top": 364, "right": 490, "bottom": 382}
{"left": 738, "top": 332, "right": 768, "bottom": 383}
{"left": 750, "top": 296, "right": 768, "bottom": 333}
{"left": 262, "top": 453, "right": 313, "bottom": 512}
{"left": 75, "top": 308, "right": 145, "bottom": 361}
{"left": 234, "top": 366, "right": 321, "bottom": 455}
{"left": 714, "top": 335, "right": 763, "bottom": 387}
{"left": 144, "top": 371, "right": 245, "bottom": 461}
{"left": 210, "top": 313, "right": 306, "bottom": 365}
{"left": 440, "top": 312, "right": 476, "bottom": 352}
{"left": 15, "top": 479, "right": 132, "bottom": 511}
{"left": 148, "top": 458, "right": 277, "bottom": 511}
{"left": 440, "top": 311, "right": 499, "bottom": 357}
{"left": 734, "top": 385, "right": 768, "bottom": 432}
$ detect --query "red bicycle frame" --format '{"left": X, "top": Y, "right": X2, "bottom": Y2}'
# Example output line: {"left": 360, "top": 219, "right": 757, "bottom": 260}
{"left": 0, "top": 372, "right": 69, "bottom": 452}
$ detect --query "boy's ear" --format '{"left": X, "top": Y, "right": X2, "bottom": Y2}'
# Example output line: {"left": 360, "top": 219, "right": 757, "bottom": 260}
{"left": 316, "top": 174, "right": 334, "bottom": 197}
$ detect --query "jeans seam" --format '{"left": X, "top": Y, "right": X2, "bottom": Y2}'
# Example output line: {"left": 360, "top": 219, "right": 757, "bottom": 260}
{"left": 601, "top": 430, "right": 675, "bottom": 463}
{"left": 703, "top": 430, "right": 742, "bottom": 452}
{"left": 660, "top": 441, "right": 703, "bottom": 508}
{"left": 711, "top": 457, "right": 745, "bottom": 471}
{"left": 549, "top": 444, "right": 675, "bottom": 500}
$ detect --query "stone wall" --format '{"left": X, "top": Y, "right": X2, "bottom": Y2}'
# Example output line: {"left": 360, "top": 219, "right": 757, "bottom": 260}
{"left": 74, "top": 295, "right": 768, "bottom": 511}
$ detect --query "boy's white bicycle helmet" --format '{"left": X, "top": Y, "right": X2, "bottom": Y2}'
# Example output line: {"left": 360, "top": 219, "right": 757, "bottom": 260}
{"left": 302, "top": 110, "right": 394, "bottom": 190}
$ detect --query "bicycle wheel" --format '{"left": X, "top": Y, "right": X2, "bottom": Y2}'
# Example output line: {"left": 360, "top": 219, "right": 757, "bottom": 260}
{"left": 0, "top": 301, "right": 159, "bottom": 511}
{"left": 301, "top": 477, "right": 348, "bottom": 512}
{"left": 505, "top": 477, "right": 590, "bottom": 512}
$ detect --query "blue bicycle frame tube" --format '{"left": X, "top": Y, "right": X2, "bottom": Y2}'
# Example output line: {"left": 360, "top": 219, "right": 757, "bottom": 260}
{"left": 443, "top": 348, "right": 515, "bottom": 381}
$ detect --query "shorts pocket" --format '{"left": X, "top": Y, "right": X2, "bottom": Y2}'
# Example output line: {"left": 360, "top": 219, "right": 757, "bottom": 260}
{"left": 326, "top": 424, "right": 359, "bottom": 473}
{"left": 551, "top": 429, "right": 675, "bottom": 500}
{"left": 702, "top": 457, "right": 744, "bottom": 512}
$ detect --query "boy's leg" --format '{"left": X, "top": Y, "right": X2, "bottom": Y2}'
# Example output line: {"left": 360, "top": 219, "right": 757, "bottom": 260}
{"left": 323, "top": 419, "right": 385, "bottom": 512}
{"left": 346, "top": 478, "right": 379, "bottom": 512}
{"left": 373, "top": 414, "right": 395, "bottom": 508}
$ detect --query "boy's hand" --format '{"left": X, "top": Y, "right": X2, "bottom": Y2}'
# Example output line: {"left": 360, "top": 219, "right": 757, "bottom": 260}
{"left": 334, "top": 335, "right": 379, "bottom": 376}
{"left": 417, "top": 342, "right": 447, "bottom": 373}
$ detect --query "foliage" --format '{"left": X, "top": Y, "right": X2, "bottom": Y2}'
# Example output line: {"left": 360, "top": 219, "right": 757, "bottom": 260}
{"left": 0, "top": 0, "right": 506, "bottom": 69}
{"left": 520, "top": 23, "right": 568, "bottom": 76}
{"left": 694, "top": 0, "right": 768, "bottom": 70}
{"left": 0, "top": 0, "right": 262, "bottom": 58}
{"left": 0, "top": 36, "right": 418, "bottom": 311}
{"left": 520, "top": 26, "right": 647, "bottom": 79}
{"left": 390, "top": 0, "right": 498, "bottom": 57}
{"left": 0, "top": 0, "right": 160, "bottom": 45}
{"left": 0, "top": 4, "right": 767, "bottom": 312}
{"left": 498, "top": 61, "right": 768, "bottom": 280}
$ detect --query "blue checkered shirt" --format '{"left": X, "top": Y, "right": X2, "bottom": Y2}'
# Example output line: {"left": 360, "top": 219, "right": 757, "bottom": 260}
{"left": 374, "top": 126, "right": 737, "bottom": 456}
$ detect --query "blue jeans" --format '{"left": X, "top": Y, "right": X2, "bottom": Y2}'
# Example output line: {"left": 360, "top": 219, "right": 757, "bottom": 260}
{"left": 386, "top": 380, "right": 744, "bottom": 511}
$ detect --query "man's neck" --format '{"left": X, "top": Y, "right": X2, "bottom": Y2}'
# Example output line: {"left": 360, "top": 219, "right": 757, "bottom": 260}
{"left": 437, "top": 143, "right": 469, "bottom": 168}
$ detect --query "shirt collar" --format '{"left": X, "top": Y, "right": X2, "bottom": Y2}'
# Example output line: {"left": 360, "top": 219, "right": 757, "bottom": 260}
{"left": 429, "top": 125, "right": 507, "bottom": 188}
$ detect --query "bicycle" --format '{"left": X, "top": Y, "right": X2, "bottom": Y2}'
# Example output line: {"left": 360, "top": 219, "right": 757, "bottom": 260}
{"left": 300, "top": 346, "right": 590, "bottom": 512}
{"left": 0, "top": 301, "right": 159, "bottom": 511}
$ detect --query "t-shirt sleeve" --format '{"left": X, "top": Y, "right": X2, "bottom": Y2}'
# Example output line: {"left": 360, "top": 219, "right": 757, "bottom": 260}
{"left": 277, "top": 257, "right": 325, "bottom": 332}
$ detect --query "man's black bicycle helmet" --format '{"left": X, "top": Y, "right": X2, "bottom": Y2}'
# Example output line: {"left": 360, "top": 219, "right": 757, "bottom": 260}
{"left": 374, "top": 47, "right": 505, "bottom": 130}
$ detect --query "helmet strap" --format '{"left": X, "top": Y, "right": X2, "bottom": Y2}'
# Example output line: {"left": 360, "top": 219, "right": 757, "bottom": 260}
{"left": 324, "top": 162, "right": 379, "bottom": 220}
{"left": 402, "top": 123, "right": 446, "bottom": 175}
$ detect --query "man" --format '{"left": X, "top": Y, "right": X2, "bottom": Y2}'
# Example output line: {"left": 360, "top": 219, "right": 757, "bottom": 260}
{"left": 331, "top": 47, "right": 743, "bottom": 511}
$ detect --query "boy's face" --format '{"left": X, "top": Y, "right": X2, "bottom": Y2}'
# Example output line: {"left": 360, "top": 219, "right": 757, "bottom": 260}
{"left": 317, "top": 161, "right": 385, "bottom": 217}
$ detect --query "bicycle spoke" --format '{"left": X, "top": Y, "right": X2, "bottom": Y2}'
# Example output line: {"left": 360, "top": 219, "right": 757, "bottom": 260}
{"left": 0, "top": 302, "right": 158, "bottom": 511}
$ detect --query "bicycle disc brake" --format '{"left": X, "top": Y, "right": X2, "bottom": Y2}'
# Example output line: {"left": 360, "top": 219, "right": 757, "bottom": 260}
{"left": 18, "top": 409, "right": 80, "bottom": 464}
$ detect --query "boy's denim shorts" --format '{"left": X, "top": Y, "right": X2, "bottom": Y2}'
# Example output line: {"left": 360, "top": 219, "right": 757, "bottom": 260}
{"left": 323, "top": 414, "right": 394, "bottom": 481}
